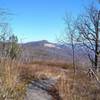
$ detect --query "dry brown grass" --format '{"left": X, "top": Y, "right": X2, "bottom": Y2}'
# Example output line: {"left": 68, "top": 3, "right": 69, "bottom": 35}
{"left": 24, "top": 59, "right": 74, "bottom": 69}
{"left": 55, "top": 69, "right": 100, "bottom": 100}
{"left": 0, "top": 59, "right": 26, "bottom": 100}
{"left": 1, "top": 58, "right": 98, "bottom": 100}
{"left": 20, "top": 60, "right": 100, "bottom": 100}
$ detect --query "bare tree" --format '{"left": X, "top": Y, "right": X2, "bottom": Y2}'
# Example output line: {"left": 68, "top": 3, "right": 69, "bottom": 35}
{"left": 64, "top": 14, "right": 76, "bottom": 73}
{"left": 0, "top": 9, "right": 11, "bottom": 57}
{"left": 0, "top": 23, "right": 12, "bottom": 57}
{"left": 76, "top": 4, "right": 100, "bottom": 71}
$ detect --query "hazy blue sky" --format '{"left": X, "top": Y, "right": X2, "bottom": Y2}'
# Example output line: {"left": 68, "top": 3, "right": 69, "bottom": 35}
{"left": 0, "top": 0, "right": 98, "bottom": 43}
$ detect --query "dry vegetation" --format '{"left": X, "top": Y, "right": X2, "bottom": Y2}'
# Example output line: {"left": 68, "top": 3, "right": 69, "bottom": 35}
{"left": 0, "top": 58, "right": 100, "bottom": 100}
{"left": 19, "top": 60, "right": 100, "bottom": 100}
{"left": 0, "top": 59, "right": 26, "bottom": 100}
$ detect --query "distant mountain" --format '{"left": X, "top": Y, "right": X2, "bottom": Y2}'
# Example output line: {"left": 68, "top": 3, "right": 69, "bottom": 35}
{"left": 21, "top": 40, "right": 89, "bottom": 64}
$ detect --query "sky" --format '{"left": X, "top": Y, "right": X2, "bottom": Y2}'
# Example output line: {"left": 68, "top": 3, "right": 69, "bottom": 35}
{"left": 0, "top": 0, "right": 99, "bottom": 43}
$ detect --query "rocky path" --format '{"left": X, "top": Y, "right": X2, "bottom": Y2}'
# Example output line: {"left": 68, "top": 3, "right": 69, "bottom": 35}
{"left": 25, "top": 78, "right": 60, "bottom": 100}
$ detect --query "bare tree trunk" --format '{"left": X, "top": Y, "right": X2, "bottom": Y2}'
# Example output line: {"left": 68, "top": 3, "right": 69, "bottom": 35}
{"left": 71, "top": 34, "right": 75, "bottom": 74}
{"left": 94, "top": 28, "right": 98, "bottom": 71}
{"left": 94, "top": 10, "right": 100, "bottom": 71}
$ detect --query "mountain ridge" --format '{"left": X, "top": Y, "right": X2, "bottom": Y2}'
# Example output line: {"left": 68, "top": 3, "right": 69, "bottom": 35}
{"left": 21, "top": 40, "right": 89, "bottom": 65}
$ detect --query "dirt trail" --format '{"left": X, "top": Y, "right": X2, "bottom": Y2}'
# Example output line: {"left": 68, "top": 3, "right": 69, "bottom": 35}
{"left": 25, "top": 78, "right": 60, "bottom": 100}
